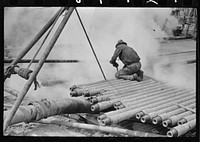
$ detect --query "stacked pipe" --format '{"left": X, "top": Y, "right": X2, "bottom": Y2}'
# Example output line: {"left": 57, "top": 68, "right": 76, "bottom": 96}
{"left": 70, "top": 77, "right": 196, "bottom": 137}
{"left": 138, "top": 99, "right": 195, "bottom": 123}
{"left": 90, "top": 79, "right": 166, "bottom": 105}
{"left": 98, "top": 91, "right": 195, "bottom": 126}
{"left": 70, "top": 76, "right": 152, "bottom": 95}
{"left": 71, "top": 79, "right": 169, "bottom": 112}
{"left": 167, "top": 119, "right": 196, "bottom": 137}
{"left": 95, "top": 86, "right": 194, "bottom": 120}
{"left": 70, "top": 78, "right": 158, "bottom": 102}
{"left": 91, "top": 83, "right": 183, "bottom": 112}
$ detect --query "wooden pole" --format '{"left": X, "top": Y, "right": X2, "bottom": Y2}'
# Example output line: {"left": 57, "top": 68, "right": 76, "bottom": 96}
{"left": 3, "top": 7, "right": 75, "bottom": 132}
{"left": 4, "top": 7, "right": 66, "bottom": 81}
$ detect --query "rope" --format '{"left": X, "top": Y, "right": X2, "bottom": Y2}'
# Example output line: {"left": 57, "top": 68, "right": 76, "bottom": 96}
{"left": 75, "top": 8, "right": 123, "bottom": 95}
{"left": 75, "top": 8, "right": 107, "bottom": 80}
{"left": 27, "top": 8, "right": 66, "bottom": 69}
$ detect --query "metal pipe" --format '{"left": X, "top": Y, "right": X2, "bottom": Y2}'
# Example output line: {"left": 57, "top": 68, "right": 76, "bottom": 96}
{"left": 93, "top": 82, "right": 174, "bottom": 105}
{"left": 152, "top": 103, "right": 195, "bottom": 125}
{"left": 91, "top": 83, "right": 172, "bottom": 112}
{"left": 70, "top": 80, "right": 123, "bottom": 92}
{"left": 116, "top": 104, "right": 126, "bottom": 109}
{"left": 124, "top": 88, "right": 194, "bottom": 105}
{"left": 117, "top": 90, "right": 194, "bottom": 112}
{"left": 167, "top": 119, "right": 196, "bottom": 137}
{"left": 140, "top": 98, "right": 195, "bottom": 123}
{"left": 38, "top": 117, "right": 167, "bottom": 137}
{"left": 4, "top": 59, "right": 79, "bottom": 63}
{"left": 3, "top": 97, "right": 93, "bottom": 126}
{"left": 80, "top": 77, "right": 153, "bottom": 92}
{"left": 70, "top": 89, "right": 106, "bottom": 97}
{"left": 82, "top": 89, "right": 107, "bottom": 97}
{"left": 90, "top": 96, "right": 111, "bottom": 105}
{"left": 120, "top": 95, "right": 193, "bottom": 123}
{"left": 70, "top": 89, "right": 89, "bottom": 97}
{"left": 103, "top": 81, "right": 164, "bottom": 97}
{"left": 4, "top": 7, "right": 66, "bottom": 81}
{"left": 96, "top": 80, "right": 160, "bottom": 97}
{"left": 71, "top": 79, "right": 121, "bottom": 90}
{"left": 104, "top": 92, "right": 194, "bottom": 119}
{"left": 177, "top": 114, "right": 196, "bottom": 125}
{"left": 70, "top": 79, "right": 115, "bottom": 89}
{"left": 3, "top": 7, "right": 75, "bottom": 132}
{"left": 75, "top": 77, "right": 153, "bottom": 92}
{"left": 162, "top": 109, "right": 195, "bottom": 127}
{"left": 100, "top": 94, "right": 194, "bottom": 126}
{"left": 90, "top": 81, "right": 164, "bottom": 104}
{"left": 104, "top": 79, "right": 155, "bottom": 89}
{"left": 117, "top": 88, "right": 187, "bottom": 107}
{"left": 137, "top": 98, "right": 195, "bottom": 119}
{"left": 91, "top": 101, "right": 116, "bottom": 112}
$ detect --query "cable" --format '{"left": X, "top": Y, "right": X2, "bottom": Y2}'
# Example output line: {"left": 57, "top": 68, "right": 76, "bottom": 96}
{"left": 75, "top": 8, "right": 107, "bottom": 81}
{"left": 75, "top": 8, "right": 121, "bottom": 95}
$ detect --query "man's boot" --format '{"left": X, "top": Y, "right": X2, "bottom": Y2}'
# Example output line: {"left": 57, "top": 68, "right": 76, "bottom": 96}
{"left": 129, "top": 73, "right": 138, "bottom": 81}
{"left": 135, "top": 70, "right": 144, "bottom": 82}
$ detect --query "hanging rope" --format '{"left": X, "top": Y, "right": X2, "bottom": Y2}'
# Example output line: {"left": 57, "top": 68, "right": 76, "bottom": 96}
{"left": 75, "top": 8, "right": 107, "bottom": 80}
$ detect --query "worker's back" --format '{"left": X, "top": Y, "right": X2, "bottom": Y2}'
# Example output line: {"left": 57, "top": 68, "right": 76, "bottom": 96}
{"left": 117, "top": 44, "right": 140, "bottom": 65}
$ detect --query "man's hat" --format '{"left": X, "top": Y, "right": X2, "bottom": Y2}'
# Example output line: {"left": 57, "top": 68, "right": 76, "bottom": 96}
{"left": 115, "top": 39, "right": 127, "bottom": 47}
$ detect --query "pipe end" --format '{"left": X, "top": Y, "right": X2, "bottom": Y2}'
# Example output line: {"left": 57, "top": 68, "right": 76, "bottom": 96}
{"left": 177, "top": 118, "right": 187, "bottom": 125}
{"left": 117, "top": 104, "right": 125, "bottom": 109}
{"left": 83, "top": 91, "right": 90, "bottom": 97}
{"left": 97, "top": 114, "right": 107, "bottom": 122}
{"left": 141, "top": 115, "right": 151, "bottom": 123}
{"left": 167, "top": 129, "right": 178, "bottom": 137}
{"left": 136, "top": 111, "right": 145, "bottom": 120}
{"left": 100, "top": 118, "right": 111, "bottom": 126}
{"left": 70, "top": 91, "right": 77, "bottom": 97}
{"left": 114, "top": 101, "right": 122, "bottom": 107}
{"left": 91, "top": 104, "right": 100, "bottom": 112}
{"left": 162, "top": 119, "right": 172, "bottom": 127}
{"left": 152, "top": 116, "right": 162, "bottom": 125}
{"left": 90, "top": 98, "right": 98, "bottom": 104}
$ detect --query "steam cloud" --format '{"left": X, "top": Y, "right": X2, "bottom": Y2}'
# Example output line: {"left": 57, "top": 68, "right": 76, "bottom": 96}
{"left": 4, "top": 7, "right": 194, "bottom": 102}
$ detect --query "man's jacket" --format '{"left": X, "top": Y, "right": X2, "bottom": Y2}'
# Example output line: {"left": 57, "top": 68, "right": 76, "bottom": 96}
{"left": 110, "top": 43, "right": 140, "bottom": 65}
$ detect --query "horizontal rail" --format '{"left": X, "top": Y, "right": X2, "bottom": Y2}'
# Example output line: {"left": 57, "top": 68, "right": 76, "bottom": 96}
{"left": 4, "top": 59, "right": 79, "bottom": 63}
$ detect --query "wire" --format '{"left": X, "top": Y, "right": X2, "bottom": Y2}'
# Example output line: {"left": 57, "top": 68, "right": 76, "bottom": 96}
{"left": 75, "top": 8, "right": 121, "bottom": 95}
{"left": 75, "top": 8, "right": 107, "bottom": 81}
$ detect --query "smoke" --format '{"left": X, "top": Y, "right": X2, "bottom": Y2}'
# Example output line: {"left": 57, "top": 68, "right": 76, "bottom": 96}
{"left": 4, "top": 7, "right": 58, "bottom": 57}
{"left": 4, "top": 7, "right": 193, "bottom": 102}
